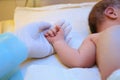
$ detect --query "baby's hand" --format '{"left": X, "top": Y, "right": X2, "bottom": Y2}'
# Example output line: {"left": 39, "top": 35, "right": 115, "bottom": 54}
{"left": 55, "top": 20, "right": 72, "bottom": 38}
{"left": 44, "top": 25, "right": 65, "bottom": 44}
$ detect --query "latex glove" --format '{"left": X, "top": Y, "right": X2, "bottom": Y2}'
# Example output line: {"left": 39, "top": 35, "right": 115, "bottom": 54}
{"left": 15, "top": 22, "right": 54, "bottom": 58}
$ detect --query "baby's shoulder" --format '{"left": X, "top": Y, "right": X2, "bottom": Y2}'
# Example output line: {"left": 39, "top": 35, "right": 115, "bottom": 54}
{"left": 88, "top": 33, "right": 99, "bottom": 39}
{"left": 88, "top": 33, "right": 100, "bottom": 44}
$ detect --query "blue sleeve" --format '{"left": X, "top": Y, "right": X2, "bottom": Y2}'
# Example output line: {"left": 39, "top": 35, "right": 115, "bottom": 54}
{"left": 0, "top": 33, "right": 28, "bottom": 79}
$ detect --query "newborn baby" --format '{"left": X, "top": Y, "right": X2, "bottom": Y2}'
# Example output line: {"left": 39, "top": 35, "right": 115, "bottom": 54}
{"left": 15, "top": 20, "right": 72, "bottom": 58}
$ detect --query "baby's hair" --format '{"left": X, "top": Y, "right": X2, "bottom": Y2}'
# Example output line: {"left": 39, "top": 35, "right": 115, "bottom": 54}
{"left": 88, "top": 0, "right": 120, "bottom": 33}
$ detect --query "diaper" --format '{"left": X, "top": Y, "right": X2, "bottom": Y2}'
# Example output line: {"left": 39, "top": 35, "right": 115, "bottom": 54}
{"left": 107, "top": 69, "right": 120, "bottom": 80}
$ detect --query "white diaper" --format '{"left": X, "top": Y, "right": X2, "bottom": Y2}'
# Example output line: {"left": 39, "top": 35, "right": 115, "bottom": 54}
{"left": 107, "top": 69, "right": 120, "bottom": 80}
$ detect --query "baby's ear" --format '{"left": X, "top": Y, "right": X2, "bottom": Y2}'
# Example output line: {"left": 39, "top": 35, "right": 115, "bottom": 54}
{"left": 104, "top": 7, "right": 118, "bottom": 19}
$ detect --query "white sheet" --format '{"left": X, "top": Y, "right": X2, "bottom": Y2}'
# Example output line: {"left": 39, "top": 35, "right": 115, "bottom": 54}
{"left": 20, "top": 55, "right": 101, "bottom": 80}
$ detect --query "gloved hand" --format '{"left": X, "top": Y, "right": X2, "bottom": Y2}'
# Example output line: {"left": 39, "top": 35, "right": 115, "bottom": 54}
{"left": 15, "top": 22, "right": 54, "bottom": 58}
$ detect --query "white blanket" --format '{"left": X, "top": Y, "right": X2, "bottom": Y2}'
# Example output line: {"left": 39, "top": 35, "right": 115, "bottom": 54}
{"left": 20, "top": 55, "right": 101, "bottom": 80}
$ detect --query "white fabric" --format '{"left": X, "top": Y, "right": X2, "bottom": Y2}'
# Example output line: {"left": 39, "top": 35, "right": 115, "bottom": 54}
{"left": 20, "top": 55, "right": 101, "bottom": 80}
{"left": 107, "top": 69, "right": 120, "bottom": 80}
{"left": 24, "top": 65, "right": 77, "bottom": 80}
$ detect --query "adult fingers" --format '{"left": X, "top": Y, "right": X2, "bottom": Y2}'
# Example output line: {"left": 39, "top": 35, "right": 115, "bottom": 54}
{"left": 64, "top": 25, "right": 72, "bottom": 37}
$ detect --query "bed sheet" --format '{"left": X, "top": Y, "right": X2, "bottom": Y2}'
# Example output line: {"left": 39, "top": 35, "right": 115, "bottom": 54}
{"left": 20, "top": 54, "right": 101, "bottom": 80}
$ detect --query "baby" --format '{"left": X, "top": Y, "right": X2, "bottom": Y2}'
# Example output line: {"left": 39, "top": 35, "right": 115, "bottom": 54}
{"left": 45, "top": 0, "right": 120, "bottom": 80}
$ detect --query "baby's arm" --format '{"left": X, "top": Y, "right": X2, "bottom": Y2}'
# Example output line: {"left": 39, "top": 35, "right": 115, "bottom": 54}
{"left": 45, "top": 26, "right": 96, "bottom": 68}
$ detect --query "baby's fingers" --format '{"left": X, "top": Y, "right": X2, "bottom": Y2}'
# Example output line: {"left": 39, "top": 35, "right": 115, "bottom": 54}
{"left": 45, "top": 36, "right": 51, "bottom": 43}
{"left": 48, "top": 30, "right": 54, "bottom": 37}
{"left": 44, "top": 32, "right": 49, "bottom": 37}
{"left": 51, "top": 27, "right": 59, "bottom": 36}
{"left": 45, "top": 28, "right": 57, "bottom": 37}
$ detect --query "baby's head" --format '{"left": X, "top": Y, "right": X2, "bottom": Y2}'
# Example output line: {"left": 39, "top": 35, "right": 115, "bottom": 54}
{"left": 89, "top": 0, "right": 120, "bottom": 33}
